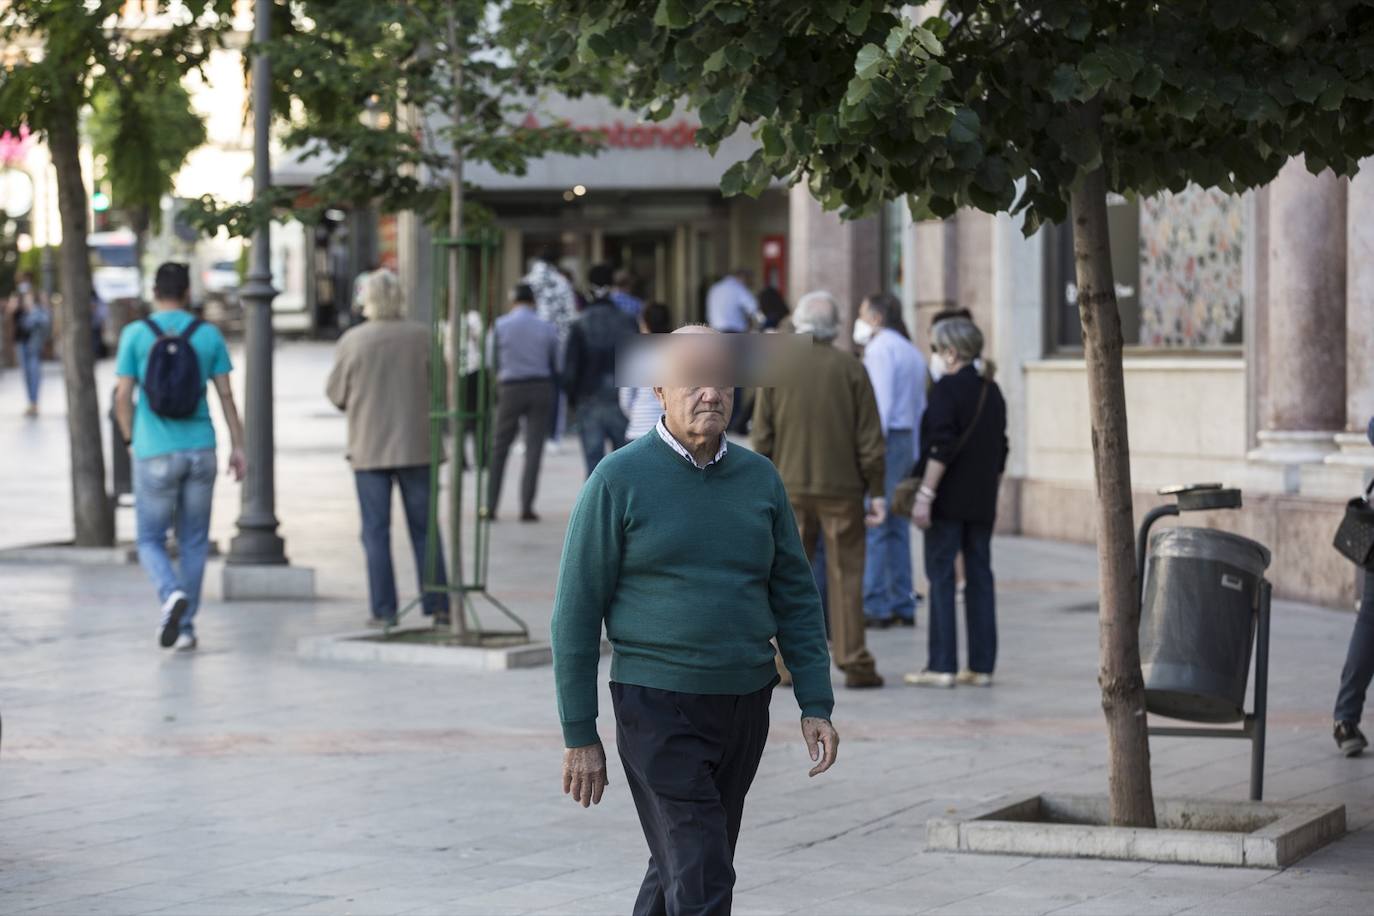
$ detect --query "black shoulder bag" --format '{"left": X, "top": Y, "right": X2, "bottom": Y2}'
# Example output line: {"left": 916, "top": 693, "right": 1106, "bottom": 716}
{"left": 1333, "top": 478, "right": 1374, "bottom": 569}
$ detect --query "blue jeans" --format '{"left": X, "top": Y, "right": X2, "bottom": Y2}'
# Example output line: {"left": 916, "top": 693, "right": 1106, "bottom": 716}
{"left": 1335, "top": 570, "right": 1374, "bottom": 724}
{"left": 864, "top": 429, "right": 915, "bottom": 622}
{"left": 134, "top": 449, "right": 217, "bottom": 634}
{"left": 355, "top": 466, "right": 449, "bottom": 621}
{"left": 577, "top": 399, "right": 628, "bottom": 476}
{"left": 20, "top": 337, "right": 42, "bottom": 405}
{"left": 924, "top": 517, "right": 996, "bottom": 674}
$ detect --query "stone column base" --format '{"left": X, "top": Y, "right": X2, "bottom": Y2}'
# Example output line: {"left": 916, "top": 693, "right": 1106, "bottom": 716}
{"left": 1245, "top": 430, "right": 1339, "bottom": 493}
{"left": 222, "top": 564, "right": 317, "bottom": 601}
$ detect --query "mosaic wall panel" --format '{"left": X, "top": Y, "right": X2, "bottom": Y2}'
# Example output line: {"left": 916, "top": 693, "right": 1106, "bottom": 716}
{"left": 1138, "top": 186, "right": 1245, "bottom": 347}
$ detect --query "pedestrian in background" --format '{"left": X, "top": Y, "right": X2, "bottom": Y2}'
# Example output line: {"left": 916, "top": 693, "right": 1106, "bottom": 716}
{"left": 6, "top": 272, "right": 51, "bottom": 417}
{"left": 753, "top": 290, "right": 888, "bottom": 689}
{"left": 486, "top": 283, "right": 560, "bottom": 522}
{"left": 855, "top": 292, "right": 927, "bottom": 628}
{"left": 552, "top": 326, "right": 839, "bottom": 916}
{"left": 114, "top": 262, "right": 247, "bottom": 651}
{"left": 619, "top": 301, "right": 673, "bottom": 441}
{"left": 524, "top": 244, "right": 577, "bottom": 447}
{"left": 1332, "top": 415, "right": 1374, "bottom": 757}
{"left": 906, "top": 315, "right": 1008, "bottom": 689}
{"left": 758, "top": 285, "right": 790, "bottom": 331}
{"left": 563, "top": 263, "right": 639, "bottom": 475}
{"left": 610, "top": 269, "right": 644, "bottom": 320}
{"left": 326, "top": 269, "right": 451, "bottom": 627}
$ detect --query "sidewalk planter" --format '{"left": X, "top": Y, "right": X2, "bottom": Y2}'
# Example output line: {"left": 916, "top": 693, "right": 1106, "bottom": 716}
{"left": 927, "top": 794, "right": 1345, "bottom": 868}
{"left": 297, "top": 627, "right": 552, "bottom": 670}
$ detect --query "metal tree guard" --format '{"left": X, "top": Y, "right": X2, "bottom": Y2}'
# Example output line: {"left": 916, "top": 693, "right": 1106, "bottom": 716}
{"left": 387, "top": 230, "right": 527, "bottom": 643}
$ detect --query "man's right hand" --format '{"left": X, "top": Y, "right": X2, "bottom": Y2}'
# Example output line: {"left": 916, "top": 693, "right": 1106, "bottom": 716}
{"left": 562, "top": 742, "right": 609, "bottom": 808}
{"left": 228, "top": 448, "right": 247, "bottom": 482}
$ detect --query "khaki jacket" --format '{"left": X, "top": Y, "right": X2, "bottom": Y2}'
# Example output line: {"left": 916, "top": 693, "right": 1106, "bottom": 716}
{"left": 751, "top": 340, "right": 885, "bottom": 500}
{"left": 326, "top": 319, "right": 433, "bottom": 471}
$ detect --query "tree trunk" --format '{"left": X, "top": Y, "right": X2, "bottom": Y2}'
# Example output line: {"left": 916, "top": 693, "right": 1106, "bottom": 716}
{"left": 446, "top": 1, "right": 468, "bottom": 638}
{"left": 1069, "top": 129, "right": 1156, "bottom": 828}
{"left": 49, "top": 100, "right": 115, "bottom": 547}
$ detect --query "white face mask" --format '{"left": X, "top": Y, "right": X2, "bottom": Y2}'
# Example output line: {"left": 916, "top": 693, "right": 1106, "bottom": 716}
{"left": 17, "top": 281, "right": 31, "bottom": 295}
{"left": 851, "top": 317, "right": 876, "bottom": 347}
{"left": 930, "top": 352, "right": 950, "bottom": 382}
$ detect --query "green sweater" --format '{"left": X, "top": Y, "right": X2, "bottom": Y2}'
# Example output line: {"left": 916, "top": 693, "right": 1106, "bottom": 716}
{"left": 551, "top": 431, "right": 835, "bottom": 748}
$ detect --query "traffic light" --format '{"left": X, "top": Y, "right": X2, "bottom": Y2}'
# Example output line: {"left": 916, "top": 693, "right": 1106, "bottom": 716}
{"left": 91, "top": 190, "right": 111, "bottom": 211}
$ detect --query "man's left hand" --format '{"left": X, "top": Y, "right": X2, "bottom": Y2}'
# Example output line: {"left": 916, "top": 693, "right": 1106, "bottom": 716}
{"left": 801, "top": 717, "right": 839, "bottom": 777}
{"left": 864, "top": 497, "right": 887, "bottom": 528}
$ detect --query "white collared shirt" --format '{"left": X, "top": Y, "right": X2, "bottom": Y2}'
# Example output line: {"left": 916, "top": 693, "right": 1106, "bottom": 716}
{"left": 655, "top": 417, "right": 728, "bottom": 469}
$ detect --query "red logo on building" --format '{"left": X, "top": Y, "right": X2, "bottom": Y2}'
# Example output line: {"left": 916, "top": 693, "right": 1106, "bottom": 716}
{"left": 521, "top": 114, "right": 698, "bottom": 150}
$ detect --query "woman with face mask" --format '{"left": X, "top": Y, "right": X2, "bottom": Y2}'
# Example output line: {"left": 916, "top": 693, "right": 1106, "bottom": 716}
{"left": 855, "top": 293, "right": 927, "bottom": 628}
{"left": 904, "top": 315, "right": 1009, "bottom": 690}
{"left": 6, "top": 273, "right": 51, "bottom": 417}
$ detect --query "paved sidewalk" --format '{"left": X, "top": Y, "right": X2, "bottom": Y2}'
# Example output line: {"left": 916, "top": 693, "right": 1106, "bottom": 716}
{"left": 0, "top": 343, "right": 1371, "bottom": 915}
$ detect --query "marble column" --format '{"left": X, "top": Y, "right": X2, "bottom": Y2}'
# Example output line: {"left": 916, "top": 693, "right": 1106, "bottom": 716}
{"left": 787, "top": 182, "right": 881, "bottom": 351}
{"left": 910, "top": 217, "right": 958, "bottom": 346}
{"left": 957, "top": 209, "right": 997, "bottom": 350}
{"left": 1249, "top": 159, "right": 1347, "bottom": 482}
{"left": 1327, "top": 163, "right": 1374, "bottom": 469}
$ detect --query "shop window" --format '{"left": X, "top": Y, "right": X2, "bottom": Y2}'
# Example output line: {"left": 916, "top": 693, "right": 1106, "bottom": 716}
{"left": 1045, "top": 187, "right": 1244, "bottom": 352}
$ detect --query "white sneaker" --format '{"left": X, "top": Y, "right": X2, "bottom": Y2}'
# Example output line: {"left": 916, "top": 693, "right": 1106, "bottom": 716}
{"left": 903, "top": 670, "right": 956, "bottom": 688}
{"left": 956, "top": 669, "right": 993, "bottom": 687}
{"left": 158, "top": 591, "right": 189, "bottom": 648}
{"left": 173, "top": 632, "right": 198, "bottom": 652}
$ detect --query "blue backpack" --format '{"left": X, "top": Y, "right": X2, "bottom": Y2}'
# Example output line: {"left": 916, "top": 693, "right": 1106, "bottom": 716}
{"left": 142, "top": 317, "right": 205, "bottom": 419}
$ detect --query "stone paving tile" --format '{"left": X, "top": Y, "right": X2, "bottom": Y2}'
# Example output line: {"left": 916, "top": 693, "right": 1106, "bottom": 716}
{"left": 3, "top": 342, "right": 1374, "bottom": 914}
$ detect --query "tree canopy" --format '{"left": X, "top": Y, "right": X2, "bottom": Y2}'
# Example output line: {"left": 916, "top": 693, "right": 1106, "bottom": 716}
{"left": 545, "top": 0, "right": 1374, "bottom": 231}
{"left": 190, "top": 0, "right": 601, "bottom": 236}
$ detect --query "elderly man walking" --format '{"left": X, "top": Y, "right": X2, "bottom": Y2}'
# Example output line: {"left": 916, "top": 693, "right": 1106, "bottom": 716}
{"left": 752, "top": 291, "right": 887, "bottom": 689}
{"left": 552, "top": 327, "right": 839, "bottom": 916}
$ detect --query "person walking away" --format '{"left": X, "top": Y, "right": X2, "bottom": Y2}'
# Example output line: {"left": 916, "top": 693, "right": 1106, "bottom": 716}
{"left": 905, "top": 315, "right": 1008, "bottom": 688}
{"left": 610, "top": 269, "right": 644, "bottom": 320}
{"left": 450, "top": 307, "right": 486, "bottom": 470}
{"left": 619, "top": 302, "right": 673, "bottom": 441}
{"left": 553, "top": 326, "right": 839, "bottom": 916}
{"left": 486, "top": 283, "right": 559, "bottom": 522}
{"left": 564, "top": 263, "right": 640, "bottom": 476}
{"left": 706, "top": 268, "right": 759, "bottom": 333}
{"left": 855, "top": 292, "right": 927, "bottom": 628}
{"left": 326, "top": 269, "right": 451, "bottom": 627}
{"left": 752, "top": 290, "right": 888, "bottom": 688}
{"left": 1332, "top": 416, "right": 1374, "bottom": 756}
{"left": 7, "top": 273, "right": 51, "bottom": 416}
{"left": 524, "top": 244, "right": 577, "bottom": 447}
{"left": 114, "top": 262, "right": 247, "bottom": 651}
{"left": 758, "top": 285, "right": 790, "bottom": 331}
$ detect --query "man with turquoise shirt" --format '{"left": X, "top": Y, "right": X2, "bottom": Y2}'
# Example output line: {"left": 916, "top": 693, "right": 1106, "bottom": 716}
{"left": 114, "top": 263, "right": 246, "bottom": 652}
{"left": 552, "top": 326, "right": 839, "bottom": 916}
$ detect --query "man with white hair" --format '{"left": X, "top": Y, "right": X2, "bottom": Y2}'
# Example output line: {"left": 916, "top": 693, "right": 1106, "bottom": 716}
{"left": 326, "top": 269, "right": 450, "bottom": 627}
{"left": 752, "top": 291, "right": 888, "bottom": 688}
{"left": 552, "top": 326, "right": 839, "bottom": 915}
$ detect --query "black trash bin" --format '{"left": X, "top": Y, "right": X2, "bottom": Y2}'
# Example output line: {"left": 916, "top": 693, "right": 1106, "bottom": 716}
{"left": 1140, "top": 527, "right": 1271, "bottom": 723}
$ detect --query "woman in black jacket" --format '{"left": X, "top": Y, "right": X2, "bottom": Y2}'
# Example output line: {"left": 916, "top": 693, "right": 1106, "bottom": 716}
{"left": 904, "top": 316, "right": 1008, "bottom": 689}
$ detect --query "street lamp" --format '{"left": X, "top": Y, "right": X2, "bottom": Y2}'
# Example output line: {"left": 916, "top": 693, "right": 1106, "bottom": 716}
{"left": 223, "top": 0, "right": 312, "bottom": 599}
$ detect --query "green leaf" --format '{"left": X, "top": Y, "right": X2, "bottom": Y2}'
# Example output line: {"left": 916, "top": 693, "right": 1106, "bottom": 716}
{"left": 1079, "top": 53, "right": 1112, "bottom": 90}
{"left": 741, "top": 82, "right": 779, "bottom": 118}
{"left": 1132, "top": 67, "right": 1162, "bottom": 100}
{"left": 703, "top": 48, "right": 727, "bottom": 73}
{"left": 823, "top": 0, "right": 849, "bottom": 24}
{"left": 699, "top": 89, "right": 736, "bottom": 130}
{"left": 653, "top": 0, "right": 690, "bottom": 29}
{"left": 720, "top": 160, "right": 748, "bottom": 197}
{"left": 911, "top": 26, "right": 942, "bottom": 56}
{"left": 885, "top": 24, "right": 908, "bottom": 56}
{"left": 816, "top": 113, "right": 838, "bottom": 144}
{"left": 1062, "top": 130, "right": 1101, "bottom": 168}
{"left": 855, "top": 43, "right": 885, "bottom": 80}
{"left": 713, "top": 4, "right": 748, "bottom": 24}
{"left": 1048, "top": 64, "right": 1080, "bottom": 103}
{"left": 760, "top": 122, "right": 786, "bottom": 157}
{"left": 1317, "top": 83, "right": 1345, "bottom": 111}
{"left": 922, "top": 15, "right": 951, "bottom": 41}
{"left": 846, "top": 5, "right": 871, "bottom": 36}
{"left": 947, "top": 107, "right": 980, "bottom": 144}
{"left": 725, "top": 45, "right": 754, "bottom": 72}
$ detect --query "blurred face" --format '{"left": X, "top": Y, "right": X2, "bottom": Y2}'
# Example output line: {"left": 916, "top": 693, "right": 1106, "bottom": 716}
{"left": 653, "top": 332, "right": 734, "bottom": 442}
{"left": 859, "top": 298, "right": 882, "bottom": 328}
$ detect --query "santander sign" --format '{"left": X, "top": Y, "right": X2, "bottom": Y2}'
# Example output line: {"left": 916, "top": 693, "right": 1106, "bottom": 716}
{"left": 521, "top": 113, "right": 699, "bottom": 150}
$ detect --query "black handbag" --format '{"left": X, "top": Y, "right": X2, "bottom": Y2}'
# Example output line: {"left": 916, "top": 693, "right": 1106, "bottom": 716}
{"left": 1333, "top": 478, "right": 1374, "bottom": 568}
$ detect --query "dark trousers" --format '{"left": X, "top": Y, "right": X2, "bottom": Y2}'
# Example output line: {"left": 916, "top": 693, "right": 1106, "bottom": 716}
{"left": 355, "top": 466, "right": 449, "bottom": 621}
{"left": 1335, "top": 570, "right": 1374, "bottom": 724}
{"left": 925, "top": 517, "right": 996, "bottom": 674}
{"left": 487, "top": 379, "right": 555, "bottom": 516}
{"left": 612, "top": 681, "right": 773, "bottom": 916}
{"left": 576, "top": 399, "right": 628, "bottom": 477}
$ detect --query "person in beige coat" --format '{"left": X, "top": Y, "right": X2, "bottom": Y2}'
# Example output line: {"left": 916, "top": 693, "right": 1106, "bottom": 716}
{"left": 326, "top": 270, "right": 450, "bottom": 627}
